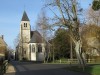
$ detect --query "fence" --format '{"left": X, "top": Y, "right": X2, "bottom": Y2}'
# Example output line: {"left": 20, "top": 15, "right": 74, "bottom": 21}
{"left": 53, "top": 59, "right": 99, "bottom": 64}
{"left": 0, "top": 60, "right": 8, "bottom": 75}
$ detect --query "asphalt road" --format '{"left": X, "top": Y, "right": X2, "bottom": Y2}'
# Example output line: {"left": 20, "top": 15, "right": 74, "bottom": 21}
{"left": 5, "top": 61, "right": 90, "bottom": 75}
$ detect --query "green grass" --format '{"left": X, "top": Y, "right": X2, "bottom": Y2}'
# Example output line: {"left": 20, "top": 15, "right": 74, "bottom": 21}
{"left": 67, "top": 65, "right": 100, "bottom": 75}
{"left": 90, "top": 65, "right": 100, "bottom": 75}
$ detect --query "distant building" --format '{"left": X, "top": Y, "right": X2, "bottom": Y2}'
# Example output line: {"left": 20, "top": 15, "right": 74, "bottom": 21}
{"left": 0, "top": 35, "right": 8, "bottom": 61}
{"left": 16, "top": 11, "right": 47, "bottom": 61}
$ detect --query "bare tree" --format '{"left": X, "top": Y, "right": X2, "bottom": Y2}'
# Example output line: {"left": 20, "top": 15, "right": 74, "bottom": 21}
{"left": 13, "top": 33, "right": 20, "bottom": 49}
{"left": 14, "top": 33, "right": 28, "bottom": 60}
{"left": 45, "top": 0, "right": 86, "bottom": 69}
{"left": 86, "top": 7, "right": 100, "bottom": 25}
{"left": 81, "top": 25, "right": 100, "bottom": 57}
{"left": 36, "top": 9, "right": 50, "bottom": 63}
{"left": 36, "top": 9, "right": 50, "bottom": 40}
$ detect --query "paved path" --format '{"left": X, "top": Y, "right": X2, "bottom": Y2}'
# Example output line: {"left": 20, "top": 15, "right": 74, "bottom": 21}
{"left": 6, "top": 63, "right": 16, "bottom": 73}
{"left": 5, "top": 61, "right": 90, "bottom": 75}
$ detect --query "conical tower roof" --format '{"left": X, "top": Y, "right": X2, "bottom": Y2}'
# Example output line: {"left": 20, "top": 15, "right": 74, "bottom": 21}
{"left": 21, "top": 11, "right": 29, "bottom": 21}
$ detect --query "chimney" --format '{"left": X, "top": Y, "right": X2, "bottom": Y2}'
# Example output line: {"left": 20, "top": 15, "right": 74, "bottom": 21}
{"left": 2, "top": 35, "right": 4, "bottom": 39}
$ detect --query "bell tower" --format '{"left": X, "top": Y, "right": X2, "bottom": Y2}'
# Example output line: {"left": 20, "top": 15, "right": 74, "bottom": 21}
{"left": 20, "top": 11, "right": 31, "bottom": 60}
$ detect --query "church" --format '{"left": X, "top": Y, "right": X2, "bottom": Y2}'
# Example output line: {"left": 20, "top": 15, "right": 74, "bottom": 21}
{"left": 16, "top": 11, "right": 47, "bottom": 61}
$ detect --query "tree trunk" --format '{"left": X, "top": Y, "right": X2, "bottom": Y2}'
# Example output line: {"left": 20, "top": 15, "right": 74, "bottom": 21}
{"left": 74, "top": 40, "right": 86, "bottom": 70}
{"left": 70, "top": 38, "right": 73, "bottom": 59}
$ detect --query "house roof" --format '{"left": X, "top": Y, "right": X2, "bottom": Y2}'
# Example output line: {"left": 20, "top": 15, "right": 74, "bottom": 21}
{"left": 30, "top": 31, "right": 43, "bottom": 43}
{"left": 31, "top": 31, "right": 34, "bottom": 38}
{"left": 0, "top": 36, "right": 7, "bottom": 56}
{"left": 21, "top": 11, "right": 29, "bottom": 21}
{"left": 0, "top": 37, "right": 7, "bottom": 47}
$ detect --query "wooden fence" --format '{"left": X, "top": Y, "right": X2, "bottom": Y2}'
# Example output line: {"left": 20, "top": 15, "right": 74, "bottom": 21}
{"left": 0, "top": 60, "right": 8, "bottom": 75}
{"left": 53, "top": 59, "right": 99, "bottom": 64}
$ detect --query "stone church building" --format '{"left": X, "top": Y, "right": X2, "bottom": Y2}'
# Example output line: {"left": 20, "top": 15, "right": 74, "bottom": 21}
{"left": 16, "top": 11, "right": 46, "bottom": 61}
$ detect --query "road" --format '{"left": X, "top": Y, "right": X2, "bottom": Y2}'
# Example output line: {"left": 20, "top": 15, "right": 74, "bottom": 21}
{"left": 5, "top": 61, "right": 90, "bottom": 75}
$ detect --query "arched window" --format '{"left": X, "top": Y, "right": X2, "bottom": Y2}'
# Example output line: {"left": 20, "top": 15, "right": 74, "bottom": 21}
{"left": 38, "top": 44, "right": 42, "bottom": 52}
{"left": 32, "top": 45, "right": 35, "bottom": 52}
{"left": 24, "top": 49, "right": 26, "bottom": 54}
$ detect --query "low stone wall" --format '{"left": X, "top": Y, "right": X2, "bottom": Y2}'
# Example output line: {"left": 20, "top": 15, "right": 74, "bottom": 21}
{"left": 0, "top": 60, "right": 8, "bottom": 75}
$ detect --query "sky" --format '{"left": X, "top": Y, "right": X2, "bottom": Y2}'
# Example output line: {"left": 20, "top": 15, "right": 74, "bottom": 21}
{"left": 0, "top": 0, "right": 93, "bottom": 49}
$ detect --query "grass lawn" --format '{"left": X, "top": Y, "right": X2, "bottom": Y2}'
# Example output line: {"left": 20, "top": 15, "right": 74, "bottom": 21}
{"left": 67, "top": 65, "right": 100, "bottom": 75}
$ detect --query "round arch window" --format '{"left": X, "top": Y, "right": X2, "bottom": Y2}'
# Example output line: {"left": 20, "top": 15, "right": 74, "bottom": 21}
{"left": 38, "top": 44, "right": 42, "bottom": 52}
{"left": 32, "top": 45, "right": 35, "bottom": 52}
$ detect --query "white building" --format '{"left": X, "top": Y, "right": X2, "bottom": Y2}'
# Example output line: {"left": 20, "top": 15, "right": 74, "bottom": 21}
{"left": 16, "top": 11, "right": 47, "bottom": 61}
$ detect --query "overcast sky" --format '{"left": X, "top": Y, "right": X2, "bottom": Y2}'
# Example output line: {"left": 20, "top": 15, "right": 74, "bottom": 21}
{"left": 0, "top": 0, "right": 92, "bottom": 49}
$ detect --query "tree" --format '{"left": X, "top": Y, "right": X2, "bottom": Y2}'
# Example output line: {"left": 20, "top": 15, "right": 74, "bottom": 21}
{"left": 45, "top": 0, "right": 86, "bottom": 69}
{"left": 86, "top": 7, "right": 100, "bottom": 25}
{"left": 36, "top": 9, "right": 50, "bottom": 62}
{"left": 81, "top": 25, "right": 100, "bottom": 58}
{"left": 36, "top": 9, "right": 51, "bottom": 40}
{"left": 53, "top": 28, "right": 70, "bottom": 59}
{"left": 92, "top": 0, "right": 100, "bottom": 11}
{"left": 13, "top": 34, "right": 20, "bottom": 49}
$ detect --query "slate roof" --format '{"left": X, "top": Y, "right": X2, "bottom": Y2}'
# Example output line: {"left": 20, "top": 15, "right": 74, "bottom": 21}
{"left": 31, "top": 31, "right": 34, "bottom": 38}
{"left": 30, "top": 31, "right": 43, "bottom": 43}
{"left": 21, "top": 11, "right": 29, "bottom": 21}
{"left": 0, "top": 37, "right": 7, "bottom": 47}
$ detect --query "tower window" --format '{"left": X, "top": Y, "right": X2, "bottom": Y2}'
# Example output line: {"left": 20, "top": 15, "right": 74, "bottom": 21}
{"left": 24, "top": 23, "right": 26, "bottom": 27}
{"left": 24, "top": 23, "right": 27, "bottom": 27}
{"left": 26, "top": 23, "right": 27, "bottom": 27}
